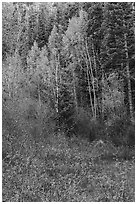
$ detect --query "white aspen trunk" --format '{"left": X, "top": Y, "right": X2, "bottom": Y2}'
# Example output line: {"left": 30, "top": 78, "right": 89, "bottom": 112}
{"left": 87, "top": 68, "right": 94, "bottom": 116}
{"left": 83, "top": 49, "right": 94, "bottom": 117}
{"left": 85, "top": 39, "right": 97, "bottom": 119}
{"left": 124, "top": 33, "right": 134, "bottom": 121}
{"left": 91, "top": 41, "right": 100, "bottom": 117}
{"left": 36, "top": 82, "right": 41, "bottom": 120}
{"left": 59, "top": 67, "right": 62, "bottom": 86}
{"left": 72, "top": 64, "right": 78, "bottom": 114}
{"left": 96, "top": 52, "right": 103, "bottom": 118}
{"left": 123, "top": 20, "right": 134, "bottom": 121}
{"left": 91, "top": 42, "right": 98, "bottom": 79}
{"left": 76, "top": 51, "right": 85, "bottom": 107}
{"left": 38, "top": 83, "right": 41, "bottom": 107}
{"left": 101, "top": 72, "right": 105, "bottom": 119}
{"left": 55, "top": 54, "right": 59, "bottom": 113}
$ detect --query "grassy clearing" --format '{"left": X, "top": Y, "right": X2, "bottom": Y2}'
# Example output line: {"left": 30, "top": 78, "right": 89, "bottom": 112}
{"left": 2, "top": 132, "right": 135, "bottom": 202}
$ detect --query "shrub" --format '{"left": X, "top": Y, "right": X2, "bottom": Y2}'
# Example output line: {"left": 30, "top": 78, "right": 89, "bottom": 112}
{"left": 101, "top": 73, "right": 125, "bottom": 122}
{"left": 106, "top": 115, "right": 135, "bottom": 147}
{"left": 116, "top": 145, "right": 135, "bottom": 161}
{"left": 72, "top": 108, "right": 95, "bottom": 141}
{"left": 2, "top": 96, "right": 56, "bottom": 163}
{"left": 126, "top": 123, "right": 135, "bottom": 147}
{"left": 69, "top": 107, "right": 105, "bottom": 142}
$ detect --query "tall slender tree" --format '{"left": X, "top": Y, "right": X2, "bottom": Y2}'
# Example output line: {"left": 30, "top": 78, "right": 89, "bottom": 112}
{"left": 101, "top": 2, "right": 135, "bottom": 120}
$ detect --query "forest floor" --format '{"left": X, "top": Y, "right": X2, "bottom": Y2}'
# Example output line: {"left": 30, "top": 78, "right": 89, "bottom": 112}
{"left": 2, "top": 131, "right": 135, "bottom": 202}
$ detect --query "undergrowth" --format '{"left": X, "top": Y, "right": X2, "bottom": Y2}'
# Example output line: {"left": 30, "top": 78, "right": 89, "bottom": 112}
{"left": 2, "top": 132, "right": 135, "bottom": 202}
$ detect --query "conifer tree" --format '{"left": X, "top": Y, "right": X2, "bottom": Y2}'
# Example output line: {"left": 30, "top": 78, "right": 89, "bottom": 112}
{"left": 101, "top": 2, "right": 135, "bottom": 120}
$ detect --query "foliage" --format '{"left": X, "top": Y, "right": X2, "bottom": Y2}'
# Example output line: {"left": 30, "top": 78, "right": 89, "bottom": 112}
{"left": 2, "top": 3, "right": 135, "bottom": 202}
{"left": 106, "top": 114, "right": 135, "bottom": 147}
{"left": 100, "top": 2, "right": 135, "bottom": 117}
{"left": 71, "top": 108, "right": 95, "bottom": 141}
{"left": 2, "top": 2, "right": 18, "bottom": 56}
{"left": 102, "top": 73, "right": 125, "bottom": 121}
{"left": 2, "top": 53, "right": 24, "bottom": 101}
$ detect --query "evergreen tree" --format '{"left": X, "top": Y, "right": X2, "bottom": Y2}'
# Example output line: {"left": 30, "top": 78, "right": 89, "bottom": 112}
{"left": 101, "top": 2, "right": 135, "bottom": 120}
{"left": 36, "top": 3, "right": 54, "bottom": 48}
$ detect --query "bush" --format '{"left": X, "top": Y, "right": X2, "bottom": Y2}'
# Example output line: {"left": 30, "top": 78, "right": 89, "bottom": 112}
{"left": 72, "top": 108, "right": 95, "bottom": 141}
{"left": 69, "top": 108, "right": 105, "bottom": 142}
{"left": 3, "top": 95, "right": 56, "bottom": 140}
{"left": 126, "top": 123, "right": 135, "bottom": 147}
{"left": 106, "top": 115, "right": 135, "bottom": 147}
{"left": 116, "top": 145, "right": 135, "bottom": 161}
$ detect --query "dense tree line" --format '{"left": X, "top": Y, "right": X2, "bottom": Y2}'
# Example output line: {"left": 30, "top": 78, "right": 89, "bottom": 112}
{"left": 2, "top": 2, "right": 135, "bottom": 145}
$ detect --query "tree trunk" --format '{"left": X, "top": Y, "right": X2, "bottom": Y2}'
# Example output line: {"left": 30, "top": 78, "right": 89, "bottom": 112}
{"left": 55, "top": 54, "right": 59, "bottom": 114}
{"left": 83, "top": 48, "right": 94, "bottom": 116}
{"left": 96, "top": 53, "right": 103, "bottom": 119}
{"left": 91, "top": 41, "right": 98, "bottom": 79}
{"left": 76, "top": 50, "right": 86, "bottom": 107}
{"left": 85, "top": 39, "right": 97, "bottom": 119}
{"left": 72, "top": 64, "right": 78, "bottom": 114}
{"left": 123, "top": 29, "right": 134, "bottom": 121}
{"left": 37, "top": 82, "right": 42, "bottom": 119}
{"left": 91, "top": 41, "right": 100, "bottom": 117}
{"left": 38, "top": 83, "right": 41, "bottom": 106}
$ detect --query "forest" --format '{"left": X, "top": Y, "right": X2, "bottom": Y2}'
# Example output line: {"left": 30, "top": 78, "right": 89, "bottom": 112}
{"left": 2, "top": 2, "right": 135, "bottom": 202}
